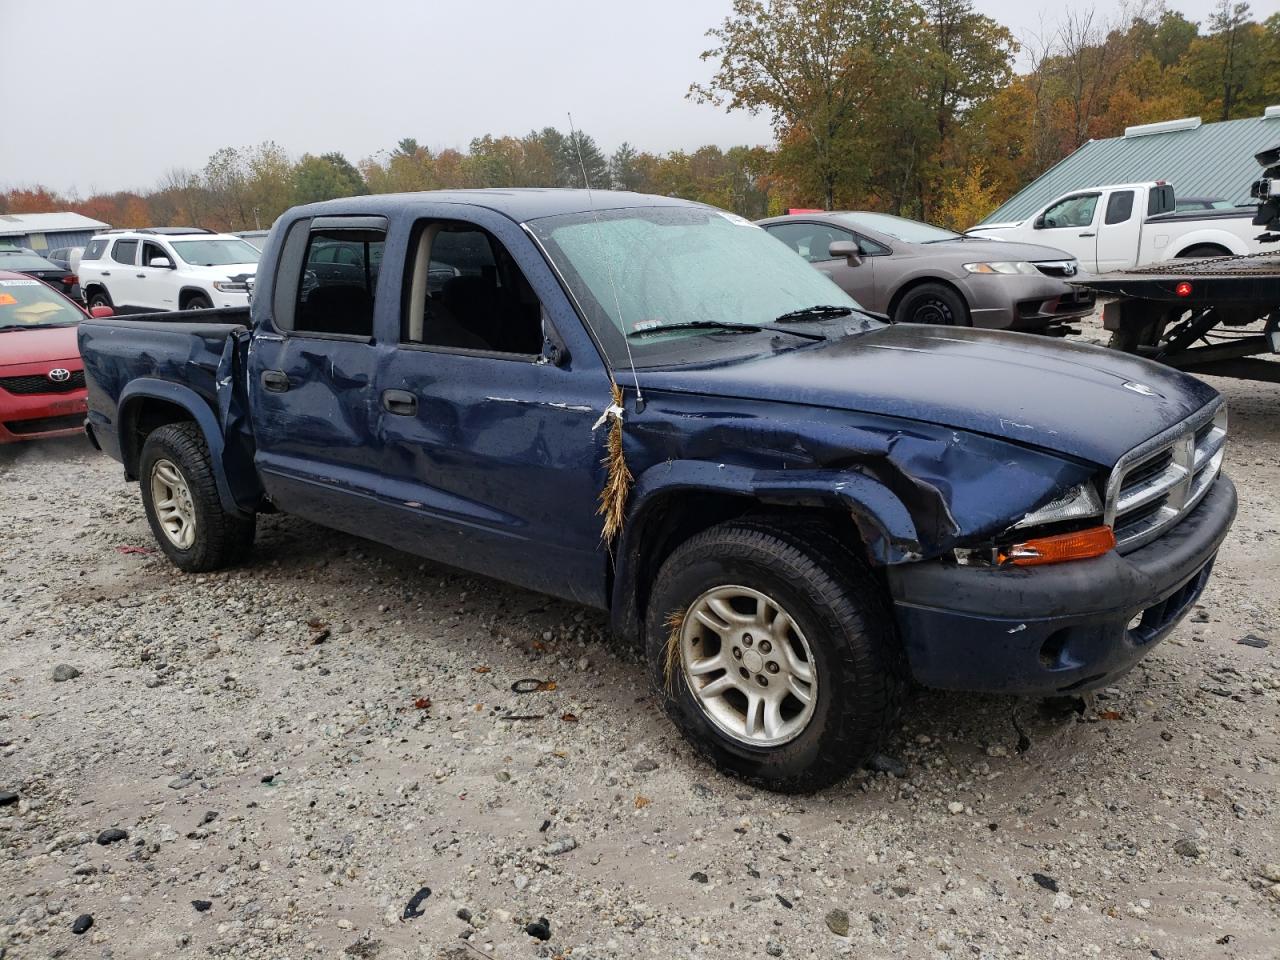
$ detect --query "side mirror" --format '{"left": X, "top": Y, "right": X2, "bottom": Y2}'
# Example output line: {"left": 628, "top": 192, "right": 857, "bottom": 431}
{"left": 148, "top": 257, "right": 173, "bottom": 269}
{"left": 828, "top": 240, "right": 863, "bottom": 266}
{"left": 89, "top": 305, "right": 114, "bottom": 318}
{"left": 1033, "top": 215, "right": 1046, "bottom": 229}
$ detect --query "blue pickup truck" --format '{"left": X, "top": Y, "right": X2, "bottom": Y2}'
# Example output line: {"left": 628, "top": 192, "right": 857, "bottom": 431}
{"left": 79, "top": 190, "right": 1237, "bottom": 791}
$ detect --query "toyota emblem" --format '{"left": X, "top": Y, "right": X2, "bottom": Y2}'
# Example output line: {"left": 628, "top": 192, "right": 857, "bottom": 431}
{"left": 47, "top": 368, "right": 71, "bottom": 383}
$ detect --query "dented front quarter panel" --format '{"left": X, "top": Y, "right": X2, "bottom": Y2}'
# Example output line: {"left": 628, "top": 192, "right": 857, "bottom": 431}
{"left": 621, "top": 389, "right": 1094, "bottom": 565}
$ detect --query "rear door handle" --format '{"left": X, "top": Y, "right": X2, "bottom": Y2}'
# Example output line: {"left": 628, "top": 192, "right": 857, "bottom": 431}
{"left": 382, "top": 389, "right": 417, "bottom": 416}
{"left": 261, "top": 370, "right": 290, "bottom": 393}
{"left": 136, "top": 273, "right": 146, "bottom": 278}
{"left": 1079, "top": 232, "right": 1096, "bottom": 237}
{"left": 101, "top": 271, "right": 111, "bottom": 276}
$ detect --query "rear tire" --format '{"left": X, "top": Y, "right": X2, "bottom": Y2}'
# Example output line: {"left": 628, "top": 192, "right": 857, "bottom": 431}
{"left": 645, "top": 520, "right": 902, "bottom": 793}
{"left": 139, "top": 423, "right": 254, "bottom": 572}
{"left": 894, "top": 283, "right": 969, "bottom": 326}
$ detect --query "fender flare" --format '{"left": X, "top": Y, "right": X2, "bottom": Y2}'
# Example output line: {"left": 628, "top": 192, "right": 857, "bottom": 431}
{"left": 609, "top": 459, "right": 920, "bottom": 635}
{"left": 179, "top": 286, "right": 214, "bottom": 308}
{"left": 117, "top": 378, "right": 247, "bottom": 517}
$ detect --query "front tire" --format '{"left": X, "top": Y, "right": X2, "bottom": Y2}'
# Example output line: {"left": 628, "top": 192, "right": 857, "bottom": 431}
{"left": 645, "top": 521, "right": 902, "bottom": 792}
{"left": 894, "top": 282, "right": 968, "bottom": 326}
{"left": 139, "top": 423, "right": 254, "bottom": 572}
{"left": 184, "top": 294, "right": 213, "bottom": 310}
{"left": 87, "top": 288, "right": 113, "bottom": 311}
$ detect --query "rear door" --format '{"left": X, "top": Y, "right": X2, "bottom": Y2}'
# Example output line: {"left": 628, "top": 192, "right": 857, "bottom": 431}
{"left": 105, "top": 238, "right": 142, "bottom": 307}
{"left": 1032, "top": 193, "right": 1101, "bottom": 271}
{"left": 1095, "top": 189, "right": 1141, "bottom": 272}
{"left": 246, "top": 215, "right": 388, "bottom": 525}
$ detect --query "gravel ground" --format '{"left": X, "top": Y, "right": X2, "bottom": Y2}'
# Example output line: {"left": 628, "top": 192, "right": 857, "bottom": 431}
{"left": 2, "top": 325, "right": 1279, "bottom": 959}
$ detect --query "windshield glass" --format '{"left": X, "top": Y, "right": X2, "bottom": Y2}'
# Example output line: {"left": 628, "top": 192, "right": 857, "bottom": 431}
{"left": 0, "top": 278, "right": 81, "bottom": 329}
{"left": 0, "top": 253, "right": 60, "bottom": 271}
{"left": 170, "top": 239, "right": 262, "bottom": 266}
{"left": 528, "top": 205, "right": 868, "bottom": 367}
{"left": 838, "top": 212, "right": 960, "bottom": 243}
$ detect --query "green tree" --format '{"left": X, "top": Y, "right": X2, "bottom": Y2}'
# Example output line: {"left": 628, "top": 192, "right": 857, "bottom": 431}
{"left": 610, "top": 142, "right": 646, "bottom": 191}
{"left": 1181, "top": 1, "right": 1265, "bottom": 120}
{"left": 292, "top": 152, "right": 367, "bottom": 204}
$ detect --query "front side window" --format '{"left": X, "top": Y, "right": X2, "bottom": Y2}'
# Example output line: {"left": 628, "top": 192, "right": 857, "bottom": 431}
{"left": 170, "top": 238, "right": 261, "bottom": 267}
{"left": 528, "top": 205, "right": 868, "bottom": 368}
{"left": 141, "top": 241, "right": 169, "bottom": 266}
{"left": 293, "top": 228, "right": 385, "bottom": 337}
{"left": 402, "top": 221, "right": 543, "bottom": 355}
{"left": 0, "top": 277, "right": 82, "bottom": 329}
{"left": 1042, "top": 195, "right": 1099, "bottom": 229}
{"left": 111, "top": 239, "right": 138, "bottom": 265}
{"left": 765, "top": 222, "right": 854, "bottom": 262}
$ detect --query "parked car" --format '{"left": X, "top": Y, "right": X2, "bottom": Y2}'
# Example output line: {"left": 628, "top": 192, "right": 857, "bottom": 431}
{"left": 79, "top": 228, "right": 260, "bottom": 313}
{"left": 0, "top": 272, "right": 111, "bottom": 443}
{"left": 45, "top": 246, "right": 85, "bottom": 273}
{"left": 0, "top": 249, "right": 82, "bottom": 303}
{"left": 967, "top": 182, "right": 1265, "bottom": 271}
{"left": 79, "top": 191, "right": 1235, "bottom": 792}
{"left": 757, "top": 211, "right": 1093, "bottom": 329}
{"left": 235, "top": 230, "right": 271, "bottom": 251}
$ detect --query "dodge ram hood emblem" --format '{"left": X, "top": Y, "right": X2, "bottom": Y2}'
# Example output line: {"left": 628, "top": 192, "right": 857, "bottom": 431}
{"left": 1123, "top": 380, "right": 1157, "bottom": 397}
{"left": 47, "top": 368, "right": 71, "bottom": 382}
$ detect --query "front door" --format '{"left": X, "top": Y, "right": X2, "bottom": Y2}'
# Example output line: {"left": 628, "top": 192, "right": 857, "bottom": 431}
{"left": 764, "top": 220, "right": 877, "bottom": 308}
{"left": 370, "top": 211, "right": 611, "bottom": 605}
{"left": 136, "top": 240, "right": 176, "bottom": 310}
{"left": 247, "top": 216, "right": 389, "bottom": 530}
{"left": 1033, "top": 193, "right": 1101, "bottom": 271}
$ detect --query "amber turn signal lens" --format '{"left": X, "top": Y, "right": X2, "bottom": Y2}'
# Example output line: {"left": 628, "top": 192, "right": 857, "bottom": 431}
{"left": 999, "top": 525, "right": 1116, "bottom": 567}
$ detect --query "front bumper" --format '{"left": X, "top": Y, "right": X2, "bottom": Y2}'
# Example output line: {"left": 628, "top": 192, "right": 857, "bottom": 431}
{"left": 0, "top": 375, "right": 88, "bottom": 444}
{"left": 886, "top": 474, "right": 1236, "bottom": 695}
{"left": 967, "top": 274, "right": 1096, "bottom": 330}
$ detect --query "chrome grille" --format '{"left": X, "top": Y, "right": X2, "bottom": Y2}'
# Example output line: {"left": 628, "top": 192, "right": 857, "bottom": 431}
{"left": 1105, "top": 401, "right": 1227, "bottom": 553}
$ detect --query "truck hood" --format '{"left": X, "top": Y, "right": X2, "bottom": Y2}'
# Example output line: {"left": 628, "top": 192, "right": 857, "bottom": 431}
{"left": 636, "top": 325, "right": 1219, "bottom": 467}
{"left": 0, "top": 324, "right": 81, "bottom": 367}
{"left": 965, "top": 222, "right": 1021, "bottom": 235}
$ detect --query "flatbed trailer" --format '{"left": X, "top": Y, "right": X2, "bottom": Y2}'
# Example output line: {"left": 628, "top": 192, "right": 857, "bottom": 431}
{"left": 1074, "top": 251, "right": 1280, "bottom": 384}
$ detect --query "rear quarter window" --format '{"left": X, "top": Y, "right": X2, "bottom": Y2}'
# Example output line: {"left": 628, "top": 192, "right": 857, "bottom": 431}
{"left": 83, "top": 239, "right": 108, "bottom": 261}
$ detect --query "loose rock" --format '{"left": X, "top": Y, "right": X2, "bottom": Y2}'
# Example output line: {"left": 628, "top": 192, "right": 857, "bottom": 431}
{"left": 96, "top": 828, "right": 129, "bottom": 845}
{"left": 825, "top": 907, "right": 850, "bottom": 937}
{"left": 52, "top": 664, "right": 81, "bottom": 682}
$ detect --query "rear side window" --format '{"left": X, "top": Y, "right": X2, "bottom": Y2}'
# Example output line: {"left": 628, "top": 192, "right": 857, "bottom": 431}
{"left": 292, "top": 227, "right": 386, "bottom": 337}
{"left": 1105, "top": 191, "right": 1135, "bottom": 225}
{"left": 111, "top": 239, "right": 138, "bottom": 265}
{"left": 1148, "top": 184, "right": 1175, "bottom": 216}
{"left": 83, "top": 239, "right": 107, "bottom": 261}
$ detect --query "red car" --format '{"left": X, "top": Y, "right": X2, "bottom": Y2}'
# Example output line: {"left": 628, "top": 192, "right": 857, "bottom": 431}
{"left": 0, "top": 271, "right": 111, "bottom": 443}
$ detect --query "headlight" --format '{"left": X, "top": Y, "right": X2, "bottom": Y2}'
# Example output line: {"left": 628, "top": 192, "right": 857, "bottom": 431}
{"left": 212, "top": 280, "right": 250, "bottom": 292}
{"left": 1012, "top": 482, "right": 1103, "bottom": 530}
{"left": 962, "top": 261, "right": 1041, "bottom": 275}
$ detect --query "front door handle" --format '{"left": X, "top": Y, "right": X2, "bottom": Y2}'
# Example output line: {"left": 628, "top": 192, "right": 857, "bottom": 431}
{"left": 261, "top": 370, "right": 290, "bottom": 393}
{"left": 101, "top": 271, "right": 111, "bottom": 276}
{"left": 382, "top": 389, "right": 417, "bottom": 416}
{"left": 1079, "top": 232, "right": 1096, "bottom": 237}
{"left": 136, "top": 273, "right": 146, "bottom": 278}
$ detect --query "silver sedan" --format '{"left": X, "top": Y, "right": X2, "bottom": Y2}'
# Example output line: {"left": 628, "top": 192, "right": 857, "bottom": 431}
{"left": 756, "top": 211, "right": 1094, "bottom": 331}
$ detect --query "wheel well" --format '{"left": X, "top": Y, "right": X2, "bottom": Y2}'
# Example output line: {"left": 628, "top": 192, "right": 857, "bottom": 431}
{"left": 83, "top": 283, "right": 108, "bottom": 301}
{"left": 887, "top": 277, "right": 969, "bottom": 321}
{"left": 1175, "top": 243, "right": 1231, "bottom": 259}
{"left": 622, "top": 492, "right": 875, "bottom": 639}
{"left": 180, "top": 287, "right": 211, "bottom": 308}
{"left": 121, "top": 397, "right": 196, "bottom": 477}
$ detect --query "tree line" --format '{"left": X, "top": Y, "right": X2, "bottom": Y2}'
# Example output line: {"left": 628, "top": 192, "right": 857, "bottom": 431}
{"left": 3, "top": 0, "right": 1278, "bottom": 233}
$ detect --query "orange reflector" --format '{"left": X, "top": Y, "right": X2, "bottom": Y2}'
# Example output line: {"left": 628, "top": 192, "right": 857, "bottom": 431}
{"left": 999, "top": 525, "right": 1116, "bottom": 567}
{"left": 1175, "top": 281, "right": 1193, "bottom": 297}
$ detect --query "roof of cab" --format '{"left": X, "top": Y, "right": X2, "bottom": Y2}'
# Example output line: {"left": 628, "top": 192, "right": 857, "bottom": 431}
{"left": 291, "top": 189, "right": 699, "bottom": 224}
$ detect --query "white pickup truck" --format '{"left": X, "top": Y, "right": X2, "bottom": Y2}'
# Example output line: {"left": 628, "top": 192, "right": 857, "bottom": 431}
{"left": 967, "top": 182, "right": 1266, "bottom": 273}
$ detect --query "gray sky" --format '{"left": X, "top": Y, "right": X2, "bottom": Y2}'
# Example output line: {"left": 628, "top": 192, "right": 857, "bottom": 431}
{"left": 3, "top": 0, "right": 1272, "bottom": 195}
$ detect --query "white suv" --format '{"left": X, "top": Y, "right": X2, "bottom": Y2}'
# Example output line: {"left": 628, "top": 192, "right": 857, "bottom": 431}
{"left": 79, "top": 228, "right": 260, "bottom": 313}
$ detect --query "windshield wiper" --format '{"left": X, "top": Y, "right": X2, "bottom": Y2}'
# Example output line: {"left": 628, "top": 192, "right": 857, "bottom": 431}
{"left": 773, "top": 305, "right": 854, "bottom": 323}
{"left": 627, "top": 320, "right": 825, "bottom": 341}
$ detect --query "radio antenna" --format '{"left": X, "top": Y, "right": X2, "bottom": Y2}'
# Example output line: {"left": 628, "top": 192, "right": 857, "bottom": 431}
{"left": 567, "top": 111, "right": 642, "bottom": 404}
